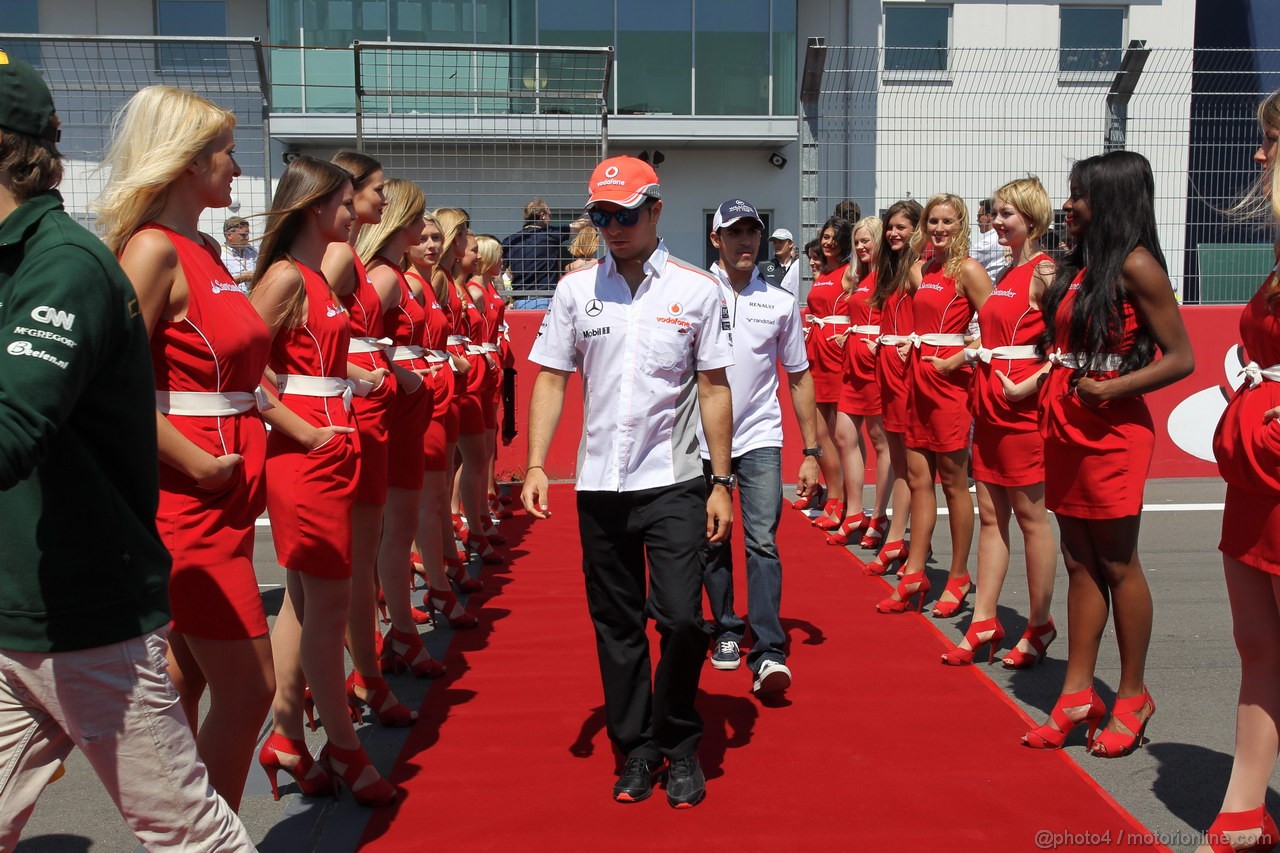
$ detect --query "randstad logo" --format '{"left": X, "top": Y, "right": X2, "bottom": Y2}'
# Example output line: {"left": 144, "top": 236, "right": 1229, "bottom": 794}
{"left": 30, "top": 305, "right": 75, "bottom": 331}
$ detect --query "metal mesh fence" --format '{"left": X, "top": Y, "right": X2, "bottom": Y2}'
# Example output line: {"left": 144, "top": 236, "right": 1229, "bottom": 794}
{"left": 804, "top": 44, "right": 1280, "bottom": 304}
{"left": 353, "top": 41, "right": 612, "bottom": 305}
{"left": 0, "top": 34, "right": 269, "bottom": 240}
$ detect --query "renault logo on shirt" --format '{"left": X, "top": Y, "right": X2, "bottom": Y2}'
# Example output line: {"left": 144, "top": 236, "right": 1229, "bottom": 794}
{"left": 585, "top": 298, "right": 603, "bottom": 317}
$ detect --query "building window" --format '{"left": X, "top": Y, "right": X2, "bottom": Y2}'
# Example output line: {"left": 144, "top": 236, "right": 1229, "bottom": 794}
{"left": 1060, "top": 7, "right": 1124, "bottom": 73}
{"left": 157, "top": 0, "right": 229, "bottom": 72}
{"left": 617, "top": 0, "right": 692, "bottom": 115}
{"left": 884, "top": 4, "right": 950, "bottom": 73}
{"left": 3, "top": 1, "right": 41, "bottom": 68}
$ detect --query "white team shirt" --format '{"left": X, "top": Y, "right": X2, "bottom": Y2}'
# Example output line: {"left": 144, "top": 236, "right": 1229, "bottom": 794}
{"left": 529, "top": 240, "right": 734, "bottom": 493}
{"left": 698, "top": 263, "right": 809, "bottom": 459}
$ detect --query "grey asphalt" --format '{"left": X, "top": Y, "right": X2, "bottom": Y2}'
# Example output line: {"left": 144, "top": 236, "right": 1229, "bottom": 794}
{"left": 14, "top": 477, "right": 1277, "bottom": 852}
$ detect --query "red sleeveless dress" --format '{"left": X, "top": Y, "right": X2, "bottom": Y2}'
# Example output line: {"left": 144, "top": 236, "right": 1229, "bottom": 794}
{"left": 480, "top": 278, "right": 505, "bottom": 430}
{"left": 442, "top": 272, "right": 464, "bottom": 443}
{"left": 805, "top": 264, "right": 851, "bottom": 404}
{"left": 378, "top": 260, "right": 433, "bottom": 490}
{"left": 455, "top": 286, "right": 490, "bottom": 435}
{"left": 148, "top": 225, "right": 271, "bottom": 640}
{"left": 411, "top": 271, "right": 456, "bottom": 472}
{"left": 1039, "top": 269, "right": 1153, "bottom": 518}
{"left": 906, "top": 263, "right": 975, "bottom": 452}
{"left": 343, "top": 253, "right": 396, "bottom": 505}
{"left": 877, "top": 285, "right": 914, "bottom": 433}
{"left": 265, "top": 262, "right": 359, "bottom": 578}
{"left": 838, "top": 271, "right": 881, "bottom": 416}
{"left": 970, "top": 254, "right": 1049, "bottom": 487}
{"left": 1214, "top": 265, "right": 1280, "bottom": 574}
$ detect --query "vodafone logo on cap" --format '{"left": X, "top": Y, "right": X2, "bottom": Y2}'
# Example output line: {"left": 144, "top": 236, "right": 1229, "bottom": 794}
{"left": 605, "top": 166, "right": 620, "bottom": 178}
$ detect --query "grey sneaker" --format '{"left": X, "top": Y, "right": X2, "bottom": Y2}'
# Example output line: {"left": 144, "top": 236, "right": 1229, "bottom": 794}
{"left": 753, "top": 659, "right": 792, "bottom": 695}
{"left": 710, "top": 639, "right": 741, "bottom": 670}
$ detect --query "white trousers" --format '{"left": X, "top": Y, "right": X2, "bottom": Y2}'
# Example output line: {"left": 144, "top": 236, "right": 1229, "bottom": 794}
{"left": 0, "top": 629, "right": 254, "bottom": 851}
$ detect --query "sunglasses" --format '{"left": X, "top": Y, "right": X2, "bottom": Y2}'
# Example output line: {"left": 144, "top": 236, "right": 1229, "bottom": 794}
{"left": 588, "top": 205, "right": 649, "bottom": 228}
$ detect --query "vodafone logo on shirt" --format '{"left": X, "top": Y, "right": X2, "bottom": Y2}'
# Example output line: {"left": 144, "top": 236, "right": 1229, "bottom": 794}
{"left": 667, "top": 302, "right": 683, "bottom": 316}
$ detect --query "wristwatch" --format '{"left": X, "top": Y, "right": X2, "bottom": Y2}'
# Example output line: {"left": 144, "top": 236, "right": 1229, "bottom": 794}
{"left": 802, "top": 446, "right": 823, "bottom": 458}
{"left": 709, "top": 474, "right": 738, "bottom": 491}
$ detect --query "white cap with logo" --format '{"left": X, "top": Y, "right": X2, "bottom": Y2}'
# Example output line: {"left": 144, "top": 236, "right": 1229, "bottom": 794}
{"left": 769, "top": 228, "right": 794, "bottom": 242}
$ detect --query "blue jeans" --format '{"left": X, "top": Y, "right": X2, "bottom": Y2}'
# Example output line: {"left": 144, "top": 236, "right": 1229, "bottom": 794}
{"left": 703, "top": 446, "right": 785, "bottom": 672}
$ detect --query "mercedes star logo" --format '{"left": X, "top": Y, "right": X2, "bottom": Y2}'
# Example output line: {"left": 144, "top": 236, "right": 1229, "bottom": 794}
{"left": 585, "top": 299, "right": 603, "bottom": 317}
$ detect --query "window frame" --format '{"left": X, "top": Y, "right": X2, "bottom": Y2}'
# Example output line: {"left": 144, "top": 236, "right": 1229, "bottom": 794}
{"left": 1058, "top": 4, "right": 1127, "bottom": 82}
{"left": 882, "top": 3, "right": 953, "bottom": 83}
{"left": 155, "top": 0, "right": 231, "bottom": 75}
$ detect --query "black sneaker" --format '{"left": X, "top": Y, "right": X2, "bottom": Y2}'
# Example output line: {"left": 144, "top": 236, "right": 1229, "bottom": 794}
{"left": 665, "top": 755, "right": 706, "bottom": 809}
{"left": 613, "top": 757, "right": 660, "bottom": 803}
{"left": 710, "top": 639, "right": 741, "bottom": 671}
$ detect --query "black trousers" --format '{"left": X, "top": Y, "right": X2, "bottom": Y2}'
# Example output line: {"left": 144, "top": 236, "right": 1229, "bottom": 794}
{"left": 577, "top": 477, "right": 711, "bottom": 763}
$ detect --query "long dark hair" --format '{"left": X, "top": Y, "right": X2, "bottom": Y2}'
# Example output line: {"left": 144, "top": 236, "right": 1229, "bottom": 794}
{"left": 1039, "top": 150, "right": 1162, "bottom": 375}
{"left": 871, "top": 199, "right": 922, "bottom": 309}
{"left": 251, "top": 155, "right": 352, "bottom": 327}
{"left": 818, "top": 216, "right": 853, "bottom": 272}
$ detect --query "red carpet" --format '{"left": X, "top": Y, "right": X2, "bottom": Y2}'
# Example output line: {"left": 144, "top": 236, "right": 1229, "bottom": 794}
{"left": 360, "top": 487, "right": 1162, "bottom": 852}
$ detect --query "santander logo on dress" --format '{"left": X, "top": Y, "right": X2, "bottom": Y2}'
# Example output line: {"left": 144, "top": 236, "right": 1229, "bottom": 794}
{"left": 1167, "top": 343, "right": 1248, "bottom": 462}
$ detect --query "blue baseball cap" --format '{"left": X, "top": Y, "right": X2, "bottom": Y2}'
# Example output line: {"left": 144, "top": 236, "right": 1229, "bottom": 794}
{"left": 712, "top": 198, "right": 763, "bottom": 231}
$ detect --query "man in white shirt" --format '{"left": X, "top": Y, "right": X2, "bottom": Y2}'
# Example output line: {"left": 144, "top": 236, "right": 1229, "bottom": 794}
{"left": 522, "top": 156, "right": 735, "bottom": 809}
{"left": 219, "top": 216, "right": 257, "bottom": 284}
{"left": 701, "top": 200, "right": 820, "bottom": 696}
{"left": 970, "top": 199, "right": 1007, "bottom": 282}
{"left": 758, "top": 227, "right": 800, "bottom": 295}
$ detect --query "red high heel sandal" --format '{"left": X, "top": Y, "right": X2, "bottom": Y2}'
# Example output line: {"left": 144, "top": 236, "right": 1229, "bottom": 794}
{"left": 346, "top": 671, "right": 417, "bottom": 728}
{"left": 791, "top": 483, "right": 825, "bottom": 512}
{"left": 1021, "top": 686, "right": 1106, "bottom": 750}
{"left": 1090, "top": 687, "right": 1155, "bottom": 758}
{"left": 479, "top": 522, "right": 506, "bottom": 545}
{"left": 445, "top": 555, "right": 484, "bottom": 593}
{"left": 409, "top": 552, "right": 427, "bottom": 590}
{"left": 812, "top": 499, "right": 845, "bottom": 530}
{"left": 318, "top": 742, "right": 399, "bottom": 807}
{"left": 468, "top": 531, "right": 504, "bottom": 565}
{"left": 380, "top": 626, "right": 445, "bottom": 678}
{"left": 1204, "top": 806, "right": 1279, "bottom": 853}
{"left": 825, "top": 512, "right": 869, "bottom": 546}
{"left": 427, "top": 586, "right": 480, "bottom": 629}
{"left": 858, "top": 515, "right": 889, "bottom": 549}
{"left": 940, "top": 617, "right": 1005, "bottom": 666}
{"left": 258, "top": 732, "right": 334, "bottom": 801}
{"left": 875, "top": 570, "right": 930, "bottom": 614}
{"left": 1001, "top": 619, "right": 1057, "bottom": 669}
{"left": 303, "top": 685, "right": 360, "bottom": 731}
{"left": 930, "top": 573, "right": 973, "bottom": 619}
{"left": 863, "top": 541, "right": 909, "bottom": 576}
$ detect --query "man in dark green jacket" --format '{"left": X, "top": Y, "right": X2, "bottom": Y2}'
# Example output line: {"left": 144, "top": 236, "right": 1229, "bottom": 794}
{"left": 0, "top": 52, "right": 252, "bottom": 849}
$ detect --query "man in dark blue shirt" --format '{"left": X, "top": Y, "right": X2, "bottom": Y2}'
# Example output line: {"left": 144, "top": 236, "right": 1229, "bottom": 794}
{"left": 501, "top": 198, "right": 587, "bottom": 309}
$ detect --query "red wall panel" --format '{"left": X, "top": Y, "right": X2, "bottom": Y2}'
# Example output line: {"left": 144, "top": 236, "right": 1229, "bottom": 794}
{"left": 496, "top": 306, "right": 1243, "bottom": 484}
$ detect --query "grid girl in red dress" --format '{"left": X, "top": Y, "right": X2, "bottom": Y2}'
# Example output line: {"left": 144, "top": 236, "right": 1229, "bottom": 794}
{"left": 1021, "top": 151, "right": 1193, "bottom": 758}
{"left": 1200, "top": 88, "right": 1280, "bottom": 853}
{"left": 101, "top": 85, "right": 274, "bottom": 812}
